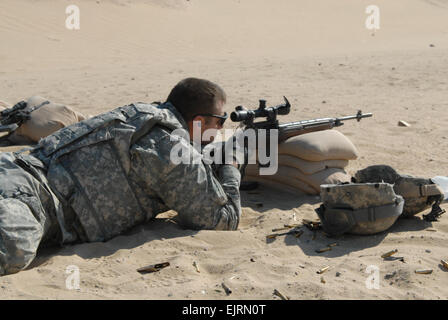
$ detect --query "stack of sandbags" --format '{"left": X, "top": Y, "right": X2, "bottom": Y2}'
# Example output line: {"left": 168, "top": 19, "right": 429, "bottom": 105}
{"left": 243, "top": 130, "right": 357, "bottom": 195}
{"left": 7, "top": 96, "right": 87, "bottom": 144}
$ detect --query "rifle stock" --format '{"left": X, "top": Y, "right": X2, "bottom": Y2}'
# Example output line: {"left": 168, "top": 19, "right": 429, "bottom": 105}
{"left": 278, "top": 123, "right": 334, "bottom": 142}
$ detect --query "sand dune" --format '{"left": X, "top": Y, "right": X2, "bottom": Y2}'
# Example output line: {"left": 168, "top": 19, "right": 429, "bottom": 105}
{"left": 0, "top": 0, "right": 447, "bottom": 299}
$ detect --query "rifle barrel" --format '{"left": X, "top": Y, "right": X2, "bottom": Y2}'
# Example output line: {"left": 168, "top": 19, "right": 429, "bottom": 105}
{"left": 278, "top": 112, "right": 373, "bottom": 131}
{"left": 338, "top": 112, "right": 373, "bottom": 121}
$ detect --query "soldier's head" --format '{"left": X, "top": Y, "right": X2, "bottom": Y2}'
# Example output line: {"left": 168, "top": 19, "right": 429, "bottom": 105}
{"left": 167, "top": 78, "right": 227, "bottom": 144}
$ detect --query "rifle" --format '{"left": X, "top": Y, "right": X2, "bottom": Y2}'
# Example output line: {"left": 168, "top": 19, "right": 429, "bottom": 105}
{"left": 0, "top": 101, "right": 30, "bottom": 132}
{"left": 0, "top": 100, "right": 31, "bottom": 145}
{"left": 230, "top": 97, "right": 372, "bottom": 189}
{"left": 230, "top": 96, "right": 372, "bottom": 143}
{"left": 0, "top": 123, "right": 19, "bottom": 133}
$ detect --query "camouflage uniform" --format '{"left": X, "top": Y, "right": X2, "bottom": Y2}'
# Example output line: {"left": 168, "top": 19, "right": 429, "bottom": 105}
{"left": 0, "top": 152, "right": 61, "bottom": 275}
{"left": 0, "top": 102, "right": 241, "bottom": 275}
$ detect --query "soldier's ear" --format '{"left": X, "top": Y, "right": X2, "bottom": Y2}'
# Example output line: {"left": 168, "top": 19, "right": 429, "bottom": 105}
{"left": 187, "top": 116, "right": 205, "bottom": 138}
{"left": 192, "top": 116, "right": 205, "bottom": 128}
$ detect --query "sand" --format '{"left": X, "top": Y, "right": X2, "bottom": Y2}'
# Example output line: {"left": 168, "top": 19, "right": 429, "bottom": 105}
{"left": 0, "top": 0, "right": 447, "bottom": 300}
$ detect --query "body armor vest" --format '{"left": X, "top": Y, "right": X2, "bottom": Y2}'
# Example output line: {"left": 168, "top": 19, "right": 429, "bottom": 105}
{"left": 32, "top": 102, "right": 185, "bottom": 242}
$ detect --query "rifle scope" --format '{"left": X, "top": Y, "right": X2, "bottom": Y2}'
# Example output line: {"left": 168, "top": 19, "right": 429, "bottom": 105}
{"left": 231, "top": 97, "right": 290, "bottom": 122}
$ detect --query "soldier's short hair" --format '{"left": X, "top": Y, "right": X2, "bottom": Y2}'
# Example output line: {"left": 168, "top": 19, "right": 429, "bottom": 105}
{"left": 166, "top": 78, "right": 226, "bottom": 123}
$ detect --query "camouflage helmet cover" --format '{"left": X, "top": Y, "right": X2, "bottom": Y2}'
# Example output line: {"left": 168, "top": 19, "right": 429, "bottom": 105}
{"left": 353, "top": 165, "right": 444, "bottom": 217}
{"left": 317, "top": 182, "right": 404, "bottom": 236}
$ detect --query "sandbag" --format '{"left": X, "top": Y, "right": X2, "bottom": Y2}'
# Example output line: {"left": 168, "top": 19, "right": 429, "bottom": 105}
{"left": 242, "top": 175, "right": 310, "bottom": 196}
{"left": 278, "top": 130, "right": 358, "bottom": 161}
{"left": 9, "top": 96, "right": 87, "bottom": 144}
{"left": 277, "top": 154, "right": 348, "bottom": 175}
{"left": 245, "top": 169, "right": 317, "bottom": 195}
{"left": 245, "top": 164, "right": 352, "bottom": 194}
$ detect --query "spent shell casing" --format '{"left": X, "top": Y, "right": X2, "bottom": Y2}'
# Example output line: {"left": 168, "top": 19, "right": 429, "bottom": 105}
{"left": 273, "top": 289, "right": 289, "bottom": 300}
{"left": 320, "top": 277, "right": 326, "bottom": 284}
{"left": 381, "top": 249, "right": 398, "bottom": 259}
{"left": 302, "top": 219, "right": 321, "bottom": 231}
{"left": 267, "top": 229, "right": 301, "bottom": 240}
{"left": 328, "top": 242, "right": 339, "bottom": 247}
{"left": 384, "top": 256, "right": 405, "bottom": 263}
{"left": 295, "top": 230, "right": 304, "bottom": 238}
{"left": 137, "top": 262, "right": 170, "bottom": 273}
{"left": 193, "top": 261, "right": 200, "bottom": 273}
{"left": 222, "top": 282, "right": 232, "bottom": 295}
{"left": 316, "top": 247, "right": 332, "bottom": 253}
{"left": 440, "top": 260, "right": 448, "bottom": 270}
{"left": 317, "top": 266, "right": 330, "bottom": 274}
{"left": 284, "top": 224, "right": 301, "bottom": 228}
{"left": 415, "top": 269, "right": 433, "bottom": 274}
{"left": 272, "top": 227, "right": 290, "bottom": 232}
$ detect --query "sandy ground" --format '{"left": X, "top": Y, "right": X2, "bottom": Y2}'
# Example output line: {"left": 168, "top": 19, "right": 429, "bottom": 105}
{"left": 0, "top": 0, "right": 447, "bottom": 300}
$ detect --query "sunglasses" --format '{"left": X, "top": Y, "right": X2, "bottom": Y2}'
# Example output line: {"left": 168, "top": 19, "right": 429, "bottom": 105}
{"left": 192, "top": 112, "right": 228, "bottom": 126}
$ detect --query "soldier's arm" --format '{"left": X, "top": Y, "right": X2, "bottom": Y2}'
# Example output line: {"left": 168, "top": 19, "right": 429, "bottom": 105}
{"left": 130, "top": 129, "right": 242, "bottom": 230}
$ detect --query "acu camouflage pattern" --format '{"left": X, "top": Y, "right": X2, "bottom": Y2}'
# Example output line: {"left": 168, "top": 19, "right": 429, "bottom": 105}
{"left": 353, "top": 165, "right": 444, "bottom": 217}
{"left": 319, "top": 183, "right": 403, "bottom": 235}
{"left": 30, "top": 102, "right": 241, "bottom": 243}
{"left": 0, "top": 152, "right": 61, "bottom": 276}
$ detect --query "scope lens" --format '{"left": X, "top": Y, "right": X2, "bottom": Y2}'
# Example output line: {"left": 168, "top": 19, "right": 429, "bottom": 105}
{"left": 231, "top": 111, "right": 248, "bottom": 122}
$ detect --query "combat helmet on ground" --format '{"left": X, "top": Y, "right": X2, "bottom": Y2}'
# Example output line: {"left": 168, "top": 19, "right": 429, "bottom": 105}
{"left": 316, "top": 182, "right": 404, "bottom": 236}
{"left": 353, "top": 165, "right": 444, "bottom": 218}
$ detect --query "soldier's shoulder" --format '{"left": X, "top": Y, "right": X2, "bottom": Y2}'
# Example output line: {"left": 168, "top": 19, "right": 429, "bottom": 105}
{"left": 130, "top": 102, "right": 186, "bottom": 125}
{"left": 136, "top": 124, "right": 190, "bottom": 151}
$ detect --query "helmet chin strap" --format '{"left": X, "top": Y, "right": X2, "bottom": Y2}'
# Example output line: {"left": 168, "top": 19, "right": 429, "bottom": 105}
{"left": 423, "top": 200, "right": 446, "bottom": 222}
{"left": 422, "top": 176, "right": 447, "bottom": 222}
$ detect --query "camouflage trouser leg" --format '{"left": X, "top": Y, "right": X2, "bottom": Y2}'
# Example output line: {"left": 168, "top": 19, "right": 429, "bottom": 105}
{"left": 0, "top": 152, "right": 59, "bottom": 276}
{"left": 0, "top": 196, "right": 45, "bottom": 275}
